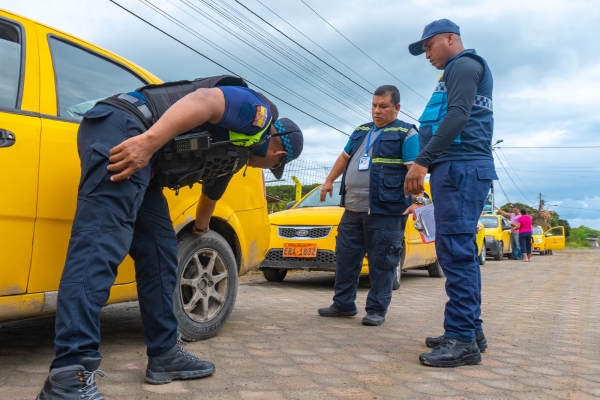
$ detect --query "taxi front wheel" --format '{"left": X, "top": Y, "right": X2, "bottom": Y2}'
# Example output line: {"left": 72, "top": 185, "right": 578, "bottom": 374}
{"left": 263, "top": 267, "right": 288, "bottom": 282}
{"left": 173, "top": 231, "right": 238, "bottom": 341}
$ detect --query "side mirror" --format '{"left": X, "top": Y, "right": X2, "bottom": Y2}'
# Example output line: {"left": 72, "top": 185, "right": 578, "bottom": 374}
{"left": 285, "top": 200, "right": 297, "bottom": 210}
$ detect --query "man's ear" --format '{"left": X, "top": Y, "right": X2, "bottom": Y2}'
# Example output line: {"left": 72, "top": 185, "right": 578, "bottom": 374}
{"left": 273, "top": 150, "right": 287, "bottom": 156}
{"left": 394, "top": 103, "right": 401, "bottom": 113}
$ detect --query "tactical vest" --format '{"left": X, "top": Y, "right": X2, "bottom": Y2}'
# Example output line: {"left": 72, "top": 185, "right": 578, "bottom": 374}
{"left": 418, "top": 49, "right": 494, "bottom": 164}
{"left": 339, "top": 120, "right": 416, "bottom": 215}
{"left": 98, "top": 75, "right": 271, "bottom": 193}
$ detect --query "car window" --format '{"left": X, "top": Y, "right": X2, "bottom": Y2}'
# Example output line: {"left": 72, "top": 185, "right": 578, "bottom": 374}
{"left": 0, "top": 20, "right": 22, "bottom": 109}
{"left": 49, "top": 37, "right": 147, "bottom": 121}
{"left": 479, "top": 216, "right": 498, "bottom": 228}
{"left": 296, "top": 182, "right": 341, "bottom": 208}
{"left": 532, "top": 226, "right": 542, "bottom": 235}
{"left": 501, "top": 217, "right": 511, "bottom": 228}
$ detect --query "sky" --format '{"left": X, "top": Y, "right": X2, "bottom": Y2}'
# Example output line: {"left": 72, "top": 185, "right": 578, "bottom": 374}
{"left": 2, "top": 0, "right": 600, "bottom": 229}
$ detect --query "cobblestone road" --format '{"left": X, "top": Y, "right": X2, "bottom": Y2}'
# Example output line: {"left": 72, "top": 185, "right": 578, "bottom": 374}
{"left": 1, "top": 249, "right": 599, "bottom": 399}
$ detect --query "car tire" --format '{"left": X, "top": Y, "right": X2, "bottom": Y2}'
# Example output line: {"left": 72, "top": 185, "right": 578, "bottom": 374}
{"left": 548, "top": 250, "right": 553, "bottom": 255}
{"left": 428, "top": 259, "right": 444, "bottom": 278}
{"left": 478, "top": 245, "right": 486, "bottom": 266}
{"left": 540, "top": 249, "right": 546, "bottom": 255}
{"left": 263, "top": 267, "right": 288, "bottom": 282}
{"left": 493, "top": 241, "right": 503, "bottom": 261}
{"left": 173, "top": 231, "right": 238, "bottom": 341}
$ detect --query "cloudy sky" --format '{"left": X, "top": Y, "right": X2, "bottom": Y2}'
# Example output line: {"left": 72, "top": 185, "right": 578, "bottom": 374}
{"left": 3, "top": 0, "right": 600, "bottom": 228}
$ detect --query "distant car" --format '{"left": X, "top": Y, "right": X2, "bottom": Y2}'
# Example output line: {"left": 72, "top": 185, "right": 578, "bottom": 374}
{"left": 532, "top": 225, "right": 566, "bottom": 255}
{"left": 479, "top": 215, "right": 513, "bottom": 261}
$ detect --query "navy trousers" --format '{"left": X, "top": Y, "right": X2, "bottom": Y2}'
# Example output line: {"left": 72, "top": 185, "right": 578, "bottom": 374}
{"left": 333, "top": 210, "right": 406, "bottom": 316}
{"left": 429, "top": 160, "right": 496, "bottom": 342}
{"left": 519, "top": 232, "right": 533, "bottom": 255}
{"left": 51, "top": 105, "right": 179, "bottom": 369}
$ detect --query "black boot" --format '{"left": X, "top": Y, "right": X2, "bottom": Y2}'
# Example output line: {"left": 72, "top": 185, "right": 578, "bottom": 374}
{"left": 146, "top": 340, "right": 216, "bottom": 384}
{"left": 425, "top": 331, "right": 487, "bottom": 352}
{"left": 36, "top": 357, "right": 108, "bottom": 400}
{"left": 419, "top": 338, "right": 481, "bottom": 367}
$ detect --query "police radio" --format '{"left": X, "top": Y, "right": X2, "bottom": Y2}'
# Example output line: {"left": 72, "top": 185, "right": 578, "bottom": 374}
{"left": 162, "top": 130, "right": 211, "bottom": 163}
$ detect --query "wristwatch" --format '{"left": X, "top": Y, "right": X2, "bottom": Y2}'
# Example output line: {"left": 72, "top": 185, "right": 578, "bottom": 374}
{"left": 413, "top": 196, "right": 426, "bottom": 205}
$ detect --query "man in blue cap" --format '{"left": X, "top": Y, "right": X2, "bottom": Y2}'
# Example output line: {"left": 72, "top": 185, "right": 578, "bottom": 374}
{"left": 37, "top": 77, "right": 303, "bottom": 399}
{"left": 405, "top": 19, "right": 498, "bottom": 367}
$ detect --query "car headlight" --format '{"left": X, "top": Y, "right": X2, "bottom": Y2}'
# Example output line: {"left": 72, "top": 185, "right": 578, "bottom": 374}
{"left": 534, "top": 239, "right": 543, "bottom": 243}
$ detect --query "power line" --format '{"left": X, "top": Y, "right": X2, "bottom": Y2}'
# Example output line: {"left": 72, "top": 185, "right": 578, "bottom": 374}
{"left": 493, "top": 149, "right": 537, "bottom": 205}
{"left": 148, "top": 0, "right": 358, "bottom": 128}
{"left": 234, "top": 0, "right": 420, "bottom": 121}
{"left": 508, "top": 145, "right": 600, "bottom": 149}
{"left": 498, "top": 148, "right": 539, "bottom": 199}
{"left": 254, "top": 0, "right": 376, "bottom": 91}
{"left": 300, "top": 0, "right": 428, "bottom": 102}
{"left": 109, "top": 0, "right": 351, "bottom": 136}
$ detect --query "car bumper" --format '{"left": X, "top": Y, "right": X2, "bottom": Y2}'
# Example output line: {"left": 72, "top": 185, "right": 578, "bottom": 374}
{"left": 261, "top": 248, "right": 337, "bottom": 270}
{"left": 485, "top": 237, "right": 499, "bottom": 255}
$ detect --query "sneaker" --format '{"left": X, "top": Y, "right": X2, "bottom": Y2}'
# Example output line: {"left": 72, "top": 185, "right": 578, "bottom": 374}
{"left": 317, "top": 305, "right": 358, "bottom": 318}
{"left": 362, "top": 312, "right": 385, "bottom": 326}
{"left": 419, "top": 338, "right": 481, "bottom": 367}
{"left": 36, "top": 357, "right": 109, "bottom": 400}
{"left": 425, "top": 331, "right": 487, "bottom": 352}
{"left": 146, "top": 340, "right": 215, "bottom": 384}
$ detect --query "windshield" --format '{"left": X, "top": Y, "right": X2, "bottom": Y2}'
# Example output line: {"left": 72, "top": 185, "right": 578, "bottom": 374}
{"left": 296, "top": 182, "right": 341, "bottom": 208}
{"left": 479, "top": 216, "right": 498, "bottom": 228}
{"left": 532, "top": 226, "right": 543, "bottom": 235}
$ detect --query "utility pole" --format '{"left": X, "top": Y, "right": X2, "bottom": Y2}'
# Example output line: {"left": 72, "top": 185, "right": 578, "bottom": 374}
{"left": 489, "top": 139, "right": 504, "bottom": 213}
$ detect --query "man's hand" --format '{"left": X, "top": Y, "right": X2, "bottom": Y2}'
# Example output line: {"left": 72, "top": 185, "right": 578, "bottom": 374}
{"left": 320, "top": 181, "right": 334, "bottom": 202}
{"left": 403, "top": 163, "right": 428, "bottom": 197}
{"left": 108, "top": 135, "right": 157, "bottom": 181}
{"left": 402, "top": 203, "right": 424, "bottom": 216}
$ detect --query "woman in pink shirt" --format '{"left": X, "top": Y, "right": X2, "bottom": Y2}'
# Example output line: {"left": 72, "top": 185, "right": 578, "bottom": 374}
{"left": 514, "top": 208, "right": 533, "bottom": 262}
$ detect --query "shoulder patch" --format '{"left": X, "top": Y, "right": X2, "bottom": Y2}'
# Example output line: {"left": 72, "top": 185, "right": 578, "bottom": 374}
{"left": 252, "top": 105, "right": 268, "bottom": 128}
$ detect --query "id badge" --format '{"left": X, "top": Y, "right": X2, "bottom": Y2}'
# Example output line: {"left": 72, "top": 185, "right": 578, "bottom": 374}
{"left": 358, "top": 156, "right": 370, "bottom": 171}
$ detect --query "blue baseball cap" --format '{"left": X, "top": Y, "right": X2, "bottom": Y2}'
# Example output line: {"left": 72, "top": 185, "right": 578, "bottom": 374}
{"left": 252, "top": 117, "right": 303, "bottom": 180}
{"left": 409, "top": 19, "right": 460, "bottom": 56}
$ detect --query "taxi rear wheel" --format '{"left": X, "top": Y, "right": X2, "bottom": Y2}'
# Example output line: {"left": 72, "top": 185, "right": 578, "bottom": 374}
{"left": 428, "top": 259, "right": 444, "bottom": 278}
{"left": 263, "top": 267, "right": 288, "bottom": 282}
{"left": 174, "top": 231, "right": 238, "bottom": 341}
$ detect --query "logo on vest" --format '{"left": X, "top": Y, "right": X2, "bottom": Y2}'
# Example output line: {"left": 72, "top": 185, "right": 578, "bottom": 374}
{"left": 252, "top": 105, "right": 268, "bottom": 128}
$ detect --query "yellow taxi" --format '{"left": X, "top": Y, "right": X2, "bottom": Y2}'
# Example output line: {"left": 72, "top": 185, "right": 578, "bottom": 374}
{"left": 0, "top": 9, "right": 270, "bottom": 340}
{"left": 262, "top": 182, "right": 486, "bottom": 288}
{"left": 479, "top": 214, "right": 513, "bottom": 261}
{"left": 532, "top": 225, "right": 566, "bottom": 255}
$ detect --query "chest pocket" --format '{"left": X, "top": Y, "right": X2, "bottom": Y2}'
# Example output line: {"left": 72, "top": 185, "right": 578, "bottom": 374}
{"left": 419, "top": 91, "right": 444, "bottom": 123}
{"left": 376, "top": 132, "right": 402, "bottom": 159}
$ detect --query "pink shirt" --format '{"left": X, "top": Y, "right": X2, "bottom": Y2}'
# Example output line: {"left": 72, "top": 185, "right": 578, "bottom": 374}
{"left": 509, "top": 213, "right": 520, "bottom": 233}
{"left": 517, "top": 215, "right": 532, "bottom": 233}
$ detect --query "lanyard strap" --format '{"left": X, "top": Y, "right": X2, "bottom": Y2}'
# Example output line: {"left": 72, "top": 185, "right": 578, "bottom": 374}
{"left": 364, "top": 126, "right": 382, "bottom": 155}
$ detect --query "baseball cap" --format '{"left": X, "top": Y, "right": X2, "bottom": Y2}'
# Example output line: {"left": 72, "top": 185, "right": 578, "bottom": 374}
{"left": 269, "top": 118, "right": 303, "bottom": 179}
{"left": 408, "top": 19, "right": 460, "bottom": 56}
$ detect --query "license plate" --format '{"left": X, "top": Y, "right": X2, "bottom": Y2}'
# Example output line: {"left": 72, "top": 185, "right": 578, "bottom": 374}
{"left": 282, "top": 243, "right": 317, "bottom": 258}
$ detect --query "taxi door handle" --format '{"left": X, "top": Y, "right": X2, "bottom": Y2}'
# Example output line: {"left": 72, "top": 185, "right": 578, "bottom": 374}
{"left": 0, "top": 129, "right": 15, "bottom": 148}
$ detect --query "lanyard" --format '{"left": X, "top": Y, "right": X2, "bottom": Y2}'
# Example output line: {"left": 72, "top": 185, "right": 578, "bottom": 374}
{"left": 364, "top": 126, "right": 383, "bottom": 156}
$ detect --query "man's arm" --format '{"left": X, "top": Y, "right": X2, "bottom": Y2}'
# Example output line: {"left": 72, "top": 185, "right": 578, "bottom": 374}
{"left": 404, "top": 57, "right": 484, "bottom": 196}
{"left": 107, "top": 88, "right": 226, "bottom": 182}
{"left": 320, "top": 152, "right": 350, "bottom": 202}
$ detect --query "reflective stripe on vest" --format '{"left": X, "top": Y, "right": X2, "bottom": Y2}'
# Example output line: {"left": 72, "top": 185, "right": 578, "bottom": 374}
{"left": 372, "top": 158, "right": 404, "bottom": 164}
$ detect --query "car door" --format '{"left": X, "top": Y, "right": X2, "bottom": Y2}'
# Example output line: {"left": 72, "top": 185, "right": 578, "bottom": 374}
{"left": 0, "top": 13, "right": 41, "bottom": 296}
{"left": 26, "top": 24, "right": 155, "bottom": 293}
{"left": 500, "top": 217, "right": 512, "bottom": 253}
{"left": 545, "top": 226, "right": 565, "bottom": 251}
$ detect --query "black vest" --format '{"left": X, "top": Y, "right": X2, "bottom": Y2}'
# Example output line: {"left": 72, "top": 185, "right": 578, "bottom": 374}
{"left": 99, "top": 75, "right": 264, "bottom": 192}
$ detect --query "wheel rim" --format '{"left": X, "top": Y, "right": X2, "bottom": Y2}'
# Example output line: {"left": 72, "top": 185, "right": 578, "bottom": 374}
{"left": 179, "top": 248, "right": 229, "bottom": 323}
{"left": 395, "top": 264, "right": 401, "bottom": 285}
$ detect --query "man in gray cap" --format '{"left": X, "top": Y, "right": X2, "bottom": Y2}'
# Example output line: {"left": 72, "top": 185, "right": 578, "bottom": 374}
{"left": 405, "top": 20, "right": 498, "bottom": 367}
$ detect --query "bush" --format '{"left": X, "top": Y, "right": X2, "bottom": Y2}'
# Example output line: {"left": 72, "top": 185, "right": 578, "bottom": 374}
{"left": 566, "top": 226, "right": 600, "bottom": 249}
